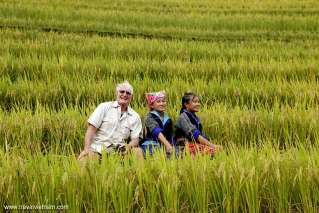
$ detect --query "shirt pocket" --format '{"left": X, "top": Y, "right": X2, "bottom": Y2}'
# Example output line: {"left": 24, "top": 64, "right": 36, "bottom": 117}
{"left": 102, "top": 112, "right": 117, "bottom": 126}
{"left": 99, "top": 115, "right": 117, "bottom": 135}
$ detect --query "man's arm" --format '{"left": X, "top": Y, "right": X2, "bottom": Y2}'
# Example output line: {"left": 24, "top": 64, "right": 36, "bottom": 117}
{"left": 84, "top": 124, "right": 97, "bottom": 150}
{"left": 78, "top": 124, "right": 97, "bottom": 160}
{"left": 128, "top": 113, "right": 143, "bottom": 150}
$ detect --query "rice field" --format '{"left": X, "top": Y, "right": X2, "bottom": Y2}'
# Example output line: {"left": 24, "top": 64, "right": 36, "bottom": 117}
{"left": 0, "top": 0, "right": 318, "bottom": 212}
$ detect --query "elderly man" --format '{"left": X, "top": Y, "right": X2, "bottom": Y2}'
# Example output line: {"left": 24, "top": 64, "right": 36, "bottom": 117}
{"left": 78, "top": 81, "right": 143, "bottom": 160}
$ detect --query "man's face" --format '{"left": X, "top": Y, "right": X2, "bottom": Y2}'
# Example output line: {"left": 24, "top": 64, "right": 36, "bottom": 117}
{"left": 117, "top": 89, "right": 132, "bottom": 105}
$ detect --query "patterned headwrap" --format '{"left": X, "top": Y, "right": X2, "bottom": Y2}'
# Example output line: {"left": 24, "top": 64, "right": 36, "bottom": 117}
{"left": 116, "top": 80, "right": 133, "bottom": 95}
{"left": 145, "top": 91, "right": 165, "bottom": 109}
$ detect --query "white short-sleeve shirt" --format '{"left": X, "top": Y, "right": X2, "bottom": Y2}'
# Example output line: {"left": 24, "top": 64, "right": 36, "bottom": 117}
{"left": 88, "top": 101, "right": 142, "bottom": 153}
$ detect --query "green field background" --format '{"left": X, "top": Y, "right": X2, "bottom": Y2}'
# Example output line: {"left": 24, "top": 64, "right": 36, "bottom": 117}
{"left": 0, "top": 0, "right": 318, "bottom": 212}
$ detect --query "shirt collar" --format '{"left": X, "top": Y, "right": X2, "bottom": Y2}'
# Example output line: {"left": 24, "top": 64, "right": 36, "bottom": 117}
{"left": 112, "top": 101, "right": 133, "bottom": 116}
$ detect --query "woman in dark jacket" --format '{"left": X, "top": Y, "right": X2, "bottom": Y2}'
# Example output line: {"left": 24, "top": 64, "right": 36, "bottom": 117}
{"left": 141, "top": 91, "right": 174, "bottom": 156}
{"left": 175, "top": 92, "right": 222, "bottom": 156}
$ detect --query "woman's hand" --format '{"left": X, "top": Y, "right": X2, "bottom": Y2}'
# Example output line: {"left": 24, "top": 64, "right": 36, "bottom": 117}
{"left": 211, "top": 144, "right": 223, "bottom": 153}
{"left": 165, "top": 144, "right": 173, "bottom": 154}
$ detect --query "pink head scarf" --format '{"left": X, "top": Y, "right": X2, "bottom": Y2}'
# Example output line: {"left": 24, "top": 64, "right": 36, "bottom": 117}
{"left": 145, "top": 91, "right": 165, "bottom": 109}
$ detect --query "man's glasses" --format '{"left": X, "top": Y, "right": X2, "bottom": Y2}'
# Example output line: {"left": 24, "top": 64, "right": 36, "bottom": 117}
{"left": 119, "top": 90, "right": 132, "bottom": 96}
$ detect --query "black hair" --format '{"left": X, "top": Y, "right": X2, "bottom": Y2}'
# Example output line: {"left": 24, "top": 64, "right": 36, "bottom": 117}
{"left": 180, "top": 92, "right": 198, "bottom": 114}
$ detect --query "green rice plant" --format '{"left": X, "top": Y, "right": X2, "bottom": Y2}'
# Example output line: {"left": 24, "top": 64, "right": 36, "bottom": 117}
{"left": 0, "top": 0, "right": 318, "bottom": 211}
{"left": 0, "top": 0, "right": 318, "bottom": 41}
{"left": 1, "top": 49, "right": 318, "bottom": 83}
{"left": 1, "top": 28, "right": 318, "bottom": 63}
{"left": 1, "top": 146, "right": 318, "bottom": 212}
{"left": 0, "top": 76, "right": 318, "bottom": 111}
{"left": 0, "top": 0, "right": 318, "bottom": 49}
{"left": 1, "top": 105, "right": 319, "bottom": 155}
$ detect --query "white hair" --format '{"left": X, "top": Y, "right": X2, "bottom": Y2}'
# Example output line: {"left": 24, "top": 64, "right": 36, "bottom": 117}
{"left": 116, "top": 80, "right": 133, "bottom": 94}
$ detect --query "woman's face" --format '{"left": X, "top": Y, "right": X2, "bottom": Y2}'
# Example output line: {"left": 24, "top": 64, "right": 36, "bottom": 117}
{"left": 185, "top": 96, "right": 200, "bottom": 112}
{"left": 152, "top": 98, "right": 166, "bottom": 112}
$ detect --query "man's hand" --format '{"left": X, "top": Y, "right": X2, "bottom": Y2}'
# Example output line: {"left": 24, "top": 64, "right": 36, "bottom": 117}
{"left": 78, "top": 147, "right": 94, "bottom": 160}
{"left": 123, "top": 143, "right": 132, "bottom": 155}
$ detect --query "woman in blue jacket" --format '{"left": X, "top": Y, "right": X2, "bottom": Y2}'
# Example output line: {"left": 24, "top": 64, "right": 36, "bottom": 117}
{"left": 141, "top": 91, "right": 174, "bottom": 157}
{"left": 175, "top": 92, "right": 222, "bottom": 157}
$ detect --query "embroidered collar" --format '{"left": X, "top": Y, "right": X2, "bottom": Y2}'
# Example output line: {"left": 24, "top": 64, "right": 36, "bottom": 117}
{"left": 183, "top": 109, "right": 200, "bottom": 124}
{"left": 150, "top": 110, "right": 169, "bottom": 125}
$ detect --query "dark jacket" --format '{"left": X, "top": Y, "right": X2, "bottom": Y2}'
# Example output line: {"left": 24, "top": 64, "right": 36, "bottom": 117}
{"left": 143, "top": 111, "right": 173, "bottom": 145}
{"left": 174, "top": 109, "right": 208, "bottom": 145}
